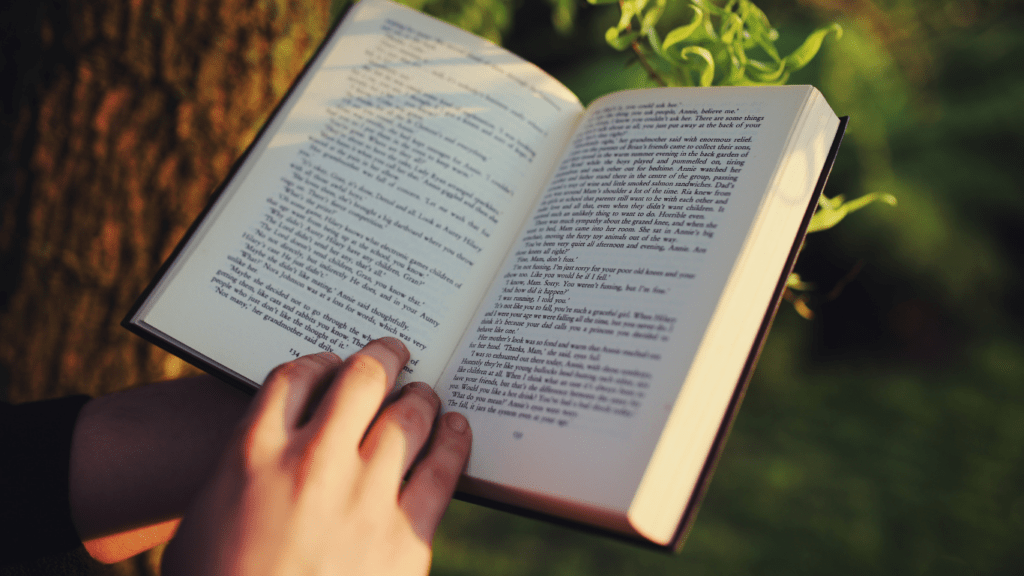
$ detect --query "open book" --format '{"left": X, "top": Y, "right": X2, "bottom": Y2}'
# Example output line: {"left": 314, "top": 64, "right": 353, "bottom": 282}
{"left": 124, "top": 0, "right": 845, "bottom": 549}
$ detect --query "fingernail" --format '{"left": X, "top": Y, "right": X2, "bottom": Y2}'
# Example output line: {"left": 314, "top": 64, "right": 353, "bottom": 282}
{"left": 447, "top": 412, "right": 468, "bottom": 433}
{"left": 374, "top": 337, "right": 408, "bottom": 357}
{"left": 403, "top": 381, "right": 432, "bottom": 396}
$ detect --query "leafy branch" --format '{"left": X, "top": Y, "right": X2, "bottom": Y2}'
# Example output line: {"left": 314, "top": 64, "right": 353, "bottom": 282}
{"left": 786, "top": 193, "right": 897, "bottom": 319}
{"left": 588, "top": 0, "right": 897, "bottom": 318}
{"left": 588, "top": 0, "right": 842, "bottom": 87}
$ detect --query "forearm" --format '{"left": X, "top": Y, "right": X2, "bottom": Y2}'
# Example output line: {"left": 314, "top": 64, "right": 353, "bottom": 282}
{"left": 69, "top": 375, "right": 250, "bottom": 561}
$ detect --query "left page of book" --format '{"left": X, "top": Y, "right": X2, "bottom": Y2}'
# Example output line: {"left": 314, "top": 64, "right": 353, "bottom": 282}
{"left": 131, "top": 0, "right": 583, "bottom": 387}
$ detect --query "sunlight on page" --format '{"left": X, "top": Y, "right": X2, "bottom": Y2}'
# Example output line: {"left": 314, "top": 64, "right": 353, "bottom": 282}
{"left": 136, "top": 0, "right": 581, "bottom": 387}
{"left": 629, "top": 95, "right": 838, "bottom": 544}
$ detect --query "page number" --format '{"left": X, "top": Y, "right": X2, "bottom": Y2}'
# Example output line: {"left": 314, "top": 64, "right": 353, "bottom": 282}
{"left": 513, "top": 431, "right": 523, "bottom": 440}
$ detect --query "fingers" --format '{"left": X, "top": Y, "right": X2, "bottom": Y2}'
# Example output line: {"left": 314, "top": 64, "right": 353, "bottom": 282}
{"left": 245, "top": 352, "right": 342, "bottom": 458}
{"left": 399, "top": 412, "right": 472, "bottom": 543}
{"left": 248, "top": 339, "right": 406, "bottom": 453}
{"left": 350, "top": 337, "right": 410, "bottom": 386}
{"left": 360, "top": 382, "right": 440, "bottom": 471}
{"left": 250, "top": 337, "right": 471, "bottom": 547}
{"left": 307, "top": 338, "right": 410, "bottom": 451}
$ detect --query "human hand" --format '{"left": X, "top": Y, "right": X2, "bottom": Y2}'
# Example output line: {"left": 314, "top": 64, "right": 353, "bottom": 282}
{"left": 160, "top": 338, "right": 471, "bottom": 576}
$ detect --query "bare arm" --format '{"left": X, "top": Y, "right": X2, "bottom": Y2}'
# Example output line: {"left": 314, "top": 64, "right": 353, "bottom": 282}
{"left": 68, "top": 339, "right": 471, "bottom": 570}
{"left": 69, "top": 374, "right": 251, "bottom": 562}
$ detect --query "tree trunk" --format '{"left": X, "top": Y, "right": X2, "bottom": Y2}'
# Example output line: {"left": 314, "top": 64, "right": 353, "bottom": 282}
{"left": 0, "top": 0, "right": 330, "bottom": 571}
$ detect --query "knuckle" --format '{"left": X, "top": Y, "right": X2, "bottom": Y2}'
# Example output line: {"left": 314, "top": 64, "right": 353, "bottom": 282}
{"left": 264, "top": 358, "right": 312, "bottom": 386}
{"left": 264, "top": 361, "right": 296, "bottom": 385}
{"left": 264, "top": 352, "right": 339, "bottom": 383}
{"left": 412, "top": 429, "right": 471, "bottom": 492}
{"left": 388, "top": 400, "right": 433, "bottom": 436}
{"left": 420, "top": 457, "right": 459, "bottom": 492}
{"left": 405, "top": 382, "right": 441, "bottom": 411}
{"left": 237, "top": 422, "right": 274, "bottom": 473}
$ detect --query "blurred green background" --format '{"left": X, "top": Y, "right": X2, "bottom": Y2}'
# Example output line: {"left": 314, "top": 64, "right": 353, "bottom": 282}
{"left": 431, "top": 1, "right": 1024, "bottom": 574}
{"left": 1, "top": 0, "right": 1021, "bottom": 574}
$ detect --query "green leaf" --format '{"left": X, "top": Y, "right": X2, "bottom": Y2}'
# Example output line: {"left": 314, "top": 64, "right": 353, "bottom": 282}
{"left": 640, "top": 0, "right": 666, "bottom": 34}
{"left": 719, "top": 12, "right": 743, "bottom": 44}
{"left": 618, "top": 0, "right": 639, "bottom": 26}
{"left": 818, "top": 194, "right": 844, "bottom": 211}
{"left": 782, "top": 22, "right": 842, "bottom": 71}
{"left": 606, "top": 27, "right": 640, "bottom": 50}
{"left": 646, "top": 26, "right": 667, "bottom": 59}
{"left": 746, "top": 58, "right": 787, "bottom": 83}
{"left": 680, "top": 46, "right": 716, "bottom": 86}
{"left": 807, "top": 205, "right": 849, "bottom": 233}
{"left": 626, "top": 0, "right": 649, "bottom": 16}
{"left": 786, "top": 273, "right": 813, "bottom": 291}
{"left": 743, "top": 4, "right": 780, "bottom": 60}
{"left": 807, "top": 192, "right": 896, "bottom": 233}
{"left": 662, "top": 7, "right": 705, "bottom": 53}
{"left": 842, "top": 191, "right": 898, "bottom": 213}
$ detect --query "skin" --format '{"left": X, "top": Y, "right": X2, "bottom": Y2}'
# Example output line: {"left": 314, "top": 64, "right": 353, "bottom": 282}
{"left": 70, "top": 374, "right": 251, "bottom": 562}
{"left": 69, "top": 338, "right": 471, "bottom": 572}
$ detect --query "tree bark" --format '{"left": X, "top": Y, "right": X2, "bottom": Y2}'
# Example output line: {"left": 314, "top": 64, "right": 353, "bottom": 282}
{"left": 1, "top": 0, "right": 330, "bottom": 570}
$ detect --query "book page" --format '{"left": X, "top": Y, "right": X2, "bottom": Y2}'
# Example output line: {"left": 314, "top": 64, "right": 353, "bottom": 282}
{"left": 136, "top": 0, "right": 582, "bottom": 386}
{"left": 629, "top": 91, "right": 838, "bottom": 543}
{"left": 437, "top": 86, "right": 816, "bottom": 513}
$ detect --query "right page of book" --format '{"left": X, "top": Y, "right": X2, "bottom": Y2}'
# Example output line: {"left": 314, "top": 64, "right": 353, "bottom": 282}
{"left": 437, "top": 85, "right": 836, "bottom": 528}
